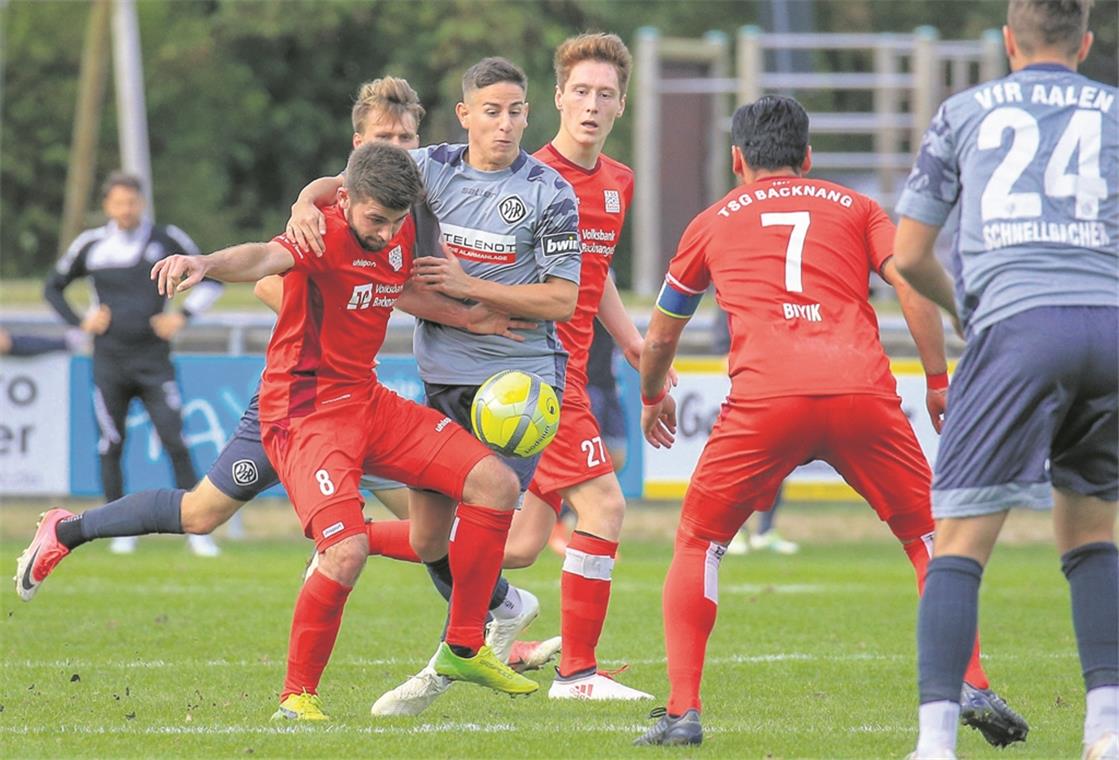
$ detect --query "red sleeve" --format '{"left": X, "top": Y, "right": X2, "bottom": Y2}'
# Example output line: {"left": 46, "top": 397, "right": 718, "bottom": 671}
{"left": 666, "top": 214, "right": 712, "bottom": 295}
{"left": 271, "top": 232, "right": 328, "bottom": 274}
{"left": 863, "top": 198, "right": 896, "bottom": 274}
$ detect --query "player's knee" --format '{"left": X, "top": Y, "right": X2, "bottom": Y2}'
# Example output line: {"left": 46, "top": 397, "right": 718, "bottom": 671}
{"left": 179, "top": 490, "right": 238, "bottom": 534}
{"left": 502, "top": 535, "right": 542, "bottom": 569}
{"left": 318, "top": 536, "right": 367, "bottom": 585}
{"left": 463, "top": 455, "right": 519, "bottom": 510}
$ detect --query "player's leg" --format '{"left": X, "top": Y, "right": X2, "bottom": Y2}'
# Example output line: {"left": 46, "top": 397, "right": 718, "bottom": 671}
{"left": 371, "top": 484, "right": 410, "bottom": 519}
{"left": 639, "top": 397, "right": 810, "bottom": 746}
{"left": 1055, "top": 491, "right": 1119, "bottom": 758}
{"left": 360, "top": 479, "right": 417, "bottom": 562}
{"left": 15, "top": 399, "right": 276, "bottom": 600}
{"left": 91, "top": 354, "right": 131, "bottom": 504}
{"left": 266, "top": 412, "right": 367, "bottom": 720}
{"left": 1049, "top": 314, "right": 1118, "bottom": 758}
{"left": 910, "top": 307, "right": 1090, "bottom": 756}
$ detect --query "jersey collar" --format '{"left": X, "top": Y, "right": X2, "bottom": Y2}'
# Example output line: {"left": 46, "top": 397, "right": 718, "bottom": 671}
{"left": 1022, "top": 62, "right": 1074, "bottom": 72}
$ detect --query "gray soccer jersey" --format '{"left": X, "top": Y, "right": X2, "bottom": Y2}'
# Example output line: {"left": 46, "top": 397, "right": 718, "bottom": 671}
{"left": 896, "top": 64, "right": 1117, "bottom": 334}
{"left": 410, "top": 144, "right": 581, "bottom": 388}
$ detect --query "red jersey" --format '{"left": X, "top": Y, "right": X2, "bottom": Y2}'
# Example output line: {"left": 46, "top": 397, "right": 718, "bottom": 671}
{"left": 662, "top": 176, "right": 896, "bottom": 400}
{"left": 259, "top": 203, "right": 415, "bottom": 422}
{"left": 533, "top": 143, "right": 634, "bottom": 394}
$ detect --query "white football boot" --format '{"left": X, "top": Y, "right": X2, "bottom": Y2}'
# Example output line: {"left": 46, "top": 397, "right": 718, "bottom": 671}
{"left": 370, "top": 648, "right": 452, "bottom": 717}
{"left": 187, "top": 534, "right": 221, "bottom": 557}
{"left": 1084, "top": 732, "right": 1119, "bottom": 760}
{"left": 548, "top": 669, "right": 654, "bottom": 700}
{"left": 485, "top": 587, "right": 539, "bottom": 663}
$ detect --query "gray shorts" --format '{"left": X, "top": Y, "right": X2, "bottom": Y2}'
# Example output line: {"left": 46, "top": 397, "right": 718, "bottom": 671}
{"left": 207, "top": 393, "right": 279, "bottom": 502}
{"left": 423, "top": 382, "right": 546, "bottom": 493}
{"left": 933, "top": 306, "right": 1118, "bottom": 518}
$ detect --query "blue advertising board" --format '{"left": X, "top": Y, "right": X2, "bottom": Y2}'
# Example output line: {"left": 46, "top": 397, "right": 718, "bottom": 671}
{"left": 69, "top": 354, "right": 645, "bottom": 501}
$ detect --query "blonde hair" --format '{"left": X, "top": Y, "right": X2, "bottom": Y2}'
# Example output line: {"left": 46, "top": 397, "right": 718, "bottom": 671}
{"left": 351, "top": 76, "right": 426, "bottom": 134}
{"left": 554, "top": 33, "right": 633, "bottom": 95}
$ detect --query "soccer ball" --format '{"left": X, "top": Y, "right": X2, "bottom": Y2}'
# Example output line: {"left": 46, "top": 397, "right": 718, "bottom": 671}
{"left": 470, "top": 370, "right": 560, "bottom": 458}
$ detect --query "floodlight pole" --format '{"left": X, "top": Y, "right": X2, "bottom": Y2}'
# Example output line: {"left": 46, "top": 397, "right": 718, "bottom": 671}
{"left": 111, "top": 0, "right": 154, "bottom": 215}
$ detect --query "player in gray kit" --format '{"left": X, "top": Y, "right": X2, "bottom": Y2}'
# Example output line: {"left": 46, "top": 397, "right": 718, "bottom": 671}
{"left": 894, "top": 2, "right": 1117, "bottom": 758}
{"left": 293, "top": 57, "right": 580, "bottom": 715}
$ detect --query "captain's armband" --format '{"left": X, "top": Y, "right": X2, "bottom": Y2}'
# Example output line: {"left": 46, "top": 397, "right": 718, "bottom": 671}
{"left": 656, "top": 277, "right": 704, "bottom": 319}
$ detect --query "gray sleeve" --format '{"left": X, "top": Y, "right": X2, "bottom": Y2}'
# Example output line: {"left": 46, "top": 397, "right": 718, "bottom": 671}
{"left": 533, "top": 181, "right": 581, "bottom": 283}
{"left": 895, "top": 102, "right": 961, "bottom": 226}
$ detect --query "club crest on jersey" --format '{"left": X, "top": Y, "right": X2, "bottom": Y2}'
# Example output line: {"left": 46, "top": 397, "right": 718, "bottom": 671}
{"left": 231, "top": 459, "right": 259, "bottom": 487}
{"left": 498, "top": 195, "right": 528, "bottom": 225}
{"left": 603, "top": 189, "right": 621, "bottom": 214}
{"left": 387, "top": 244, "right": 403, "bottom": 272}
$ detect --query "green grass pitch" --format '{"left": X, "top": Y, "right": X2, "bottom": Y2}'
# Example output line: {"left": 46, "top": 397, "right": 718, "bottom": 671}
{"left": 0, "top": 505, "right": 1085, "bottom": 758}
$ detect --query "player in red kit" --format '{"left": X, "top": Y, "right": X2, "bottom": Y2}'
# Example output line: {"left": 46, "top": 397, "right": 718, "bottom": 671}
{"left": 151, "top": 142, "right": 537, "bottom": 721}
{"left": 512, "top": 33, "right": 664, "bottom": 700}
{"left": 634, "top": 96, "right": 1026, "bottom": 747}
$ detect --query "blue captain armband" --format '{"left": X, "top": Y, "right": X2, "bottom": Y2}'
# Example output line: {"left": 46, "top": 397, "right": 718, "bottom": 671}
{"left": 656, "top": 278, "right": 704, "bottom": 319}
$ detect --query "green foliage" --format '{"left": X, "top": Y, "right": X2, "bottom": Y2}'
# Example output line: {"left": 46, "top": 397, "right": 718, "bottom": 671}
{"left": 2, "top": 0, "right": 1115, "bottom": 278}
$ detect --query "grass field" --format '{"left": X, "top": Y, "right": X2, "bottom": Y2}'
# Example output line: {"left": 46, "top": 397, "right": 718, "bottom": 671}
{"left": 0, "top": 501, "right": 1085, "bottom": 759}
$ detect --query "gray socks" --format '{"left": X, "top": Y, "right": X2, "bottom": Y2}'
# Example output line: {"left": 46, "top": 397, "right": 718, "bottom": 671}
{"left": 58, "top": 488, "right": 185, "bottom": 550}
{"left": 917, "top": 555, "right": 984, "bottom": 704}
{"left": 1061, "top": 542, "right": 1119, "bottom": 691}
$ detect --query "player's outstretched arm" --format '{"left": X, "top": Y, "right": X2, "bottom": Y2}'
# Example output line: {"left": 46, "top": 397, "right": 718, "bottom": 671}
{"left": 881, "top": 257, "right": 950, "bottom": 432}
{"left": 286, "top": 174, "right": 344, "bottom": 256}
{"left": 151, "top": 242, "right": 295, "bottom": 297}
{"left": 598, "top": 276, "right": 680, "bottom": 388}
{"left": 412, "top": 247, "right": 578, "bottom": 321}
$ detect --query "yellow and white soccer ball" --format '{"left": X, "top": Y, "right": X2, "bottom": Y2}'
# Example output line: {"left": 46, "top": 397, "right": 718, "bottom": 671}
{"left": 470, "top": 370, "right": 560, "bottom": 458}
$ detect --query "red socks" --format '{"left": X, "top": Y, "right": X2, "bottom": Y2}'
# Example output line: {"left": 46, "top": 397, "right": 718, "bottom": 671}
{"left": 281, "top": 570, "right": 352, "bottom": 700}
{"left": 664, "top": 528, "right": 724, "bottom": 715}
{"left": 366, "top": 520, "right": 420, "bottom": 563}
{"left": 904, "top": 537, "right": 990, "bottom": 690}
{"left": 445, "top": 503, "right": 513, "bottom": 651}
{"left": 559, "top": 531, "right": 618, "bottom": 676}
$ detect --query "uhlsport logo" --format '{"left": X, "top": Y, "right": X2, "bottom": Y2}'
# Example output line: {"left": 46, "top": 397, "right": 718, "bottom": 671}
{"left": 387, "top": 245, "right": 403, "bottom": 272}
{"left": 498, "top": 195, "right": 528, "bottom": 225}
{"left": 231, "top": 459, "right": 259, "bottom": 487}
{"left": 603, "top": 189, "right": 621, "bottom": 213}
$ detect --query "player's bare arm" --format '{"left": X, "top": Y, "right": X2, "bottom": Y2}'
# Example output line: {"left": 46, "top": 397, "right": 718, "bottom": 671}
{"left": 881, "top": 257, "right": 950, "bottom": 432}
{"left": 152, "top": 241, "right": 295, "bottom": 297}
{"left": 597, "top": 276, "right": 679, "bottom": 388}
{"left": 396, "top": 280, "right": 536, "bottom": 342}
{"left": 894, "top": 218, "right": 961, "bottom": 332}
{"left": 286, "top": 174, "right": 344, "bottom": 256}
{"left": 253, "top": 275, "right": 283, "bottom": 313}
{"left": 412, "top": 247, "right": 578, "bottom": 321}
{"left": 638, "top": 309, "right": 683, "bottom": 448}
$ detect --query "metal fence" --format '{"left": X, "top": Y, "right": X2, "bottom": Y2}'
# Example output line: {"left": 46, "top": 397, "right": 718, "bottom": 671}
{"left": 631, "top": 26, "right": 1007, "bottom": 296}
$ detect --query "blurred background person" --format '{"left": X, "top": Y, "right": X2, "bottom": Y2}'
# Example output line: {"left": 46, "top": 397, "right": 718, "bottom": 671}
{"left": 44, "top": 171, "right": 223, "bottom": 556}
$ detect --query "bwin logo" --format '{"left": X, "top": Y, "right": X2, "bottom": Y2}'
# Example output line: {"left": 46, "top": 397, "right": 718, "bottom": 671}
{"left": 498, "top": 195, "right": 528, "bottom": 225}
{"left": 231, "top": 459, "right": 259, "bottom": 486}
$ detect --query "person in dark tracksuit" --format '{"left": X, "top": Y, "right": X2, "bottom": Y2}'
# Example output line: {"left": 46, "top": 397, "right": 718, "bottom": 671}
{"left": 44, "top": 172, "right": 223, "bottom": 555}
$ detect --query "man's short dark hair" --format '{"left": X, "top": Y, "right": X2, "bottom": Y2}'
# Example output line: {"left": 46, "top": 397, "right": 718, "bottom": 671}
{"left": 101, "top": 171, "right": 143, "bottom": 199}
{"left": 731, "top": 96, "right": 810, "bottom": 172}
{"left": 344, "top": 142, "right": 424, "bottom": 211}
{"left": 462, "top": 57, "right": 528, "bottom": 98}
{"left": 1008, "top": 0, "right": 1092, "bottom": 56}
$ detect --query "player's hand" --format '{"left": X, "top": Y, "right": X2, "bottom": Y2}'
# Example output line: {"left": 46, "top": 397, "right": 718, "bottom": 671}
{"left": 926, "top": 387, "right": 948, "bottom": 434}
{"left": 151, "top": 255, "right": 208, "bottom": 297}
{"left": 286, "top": 201, "right": 327, "bottom": 257}
{"left": 641, "top": 394, "right": 677, "bottom": 449}
{"left": 464, "top": 304, "right": 536, "bottom": 342}
{"left": 80, "top": 305, "right": 112, "bottom": 335}
{"left": 413, "top": 246, "right": 475, "bottom": 300}
{"left": 150, "top": 311, "right": 186, "bottom": 341}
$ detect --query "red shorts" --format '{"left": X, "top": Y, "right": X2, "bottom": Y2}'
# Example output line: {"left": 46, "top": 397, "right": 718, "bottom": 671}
{"left": 680, "top": 394, "right": 932, "bottom": 543}
{"left": 528, "top": 391, "right": 615, "bottom": 514}
{"left": 262, "top": 383, "right": 490, "bottom": 549}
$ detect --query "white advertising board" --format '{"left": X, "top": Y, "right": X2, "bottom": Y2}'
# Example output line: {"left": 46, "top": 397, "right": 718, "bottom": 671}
{"left": 643, "top": 358, "right": 944, "bottom": 501}
{"left": 0, "top": 354, "right": 71, "bottom": 496}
